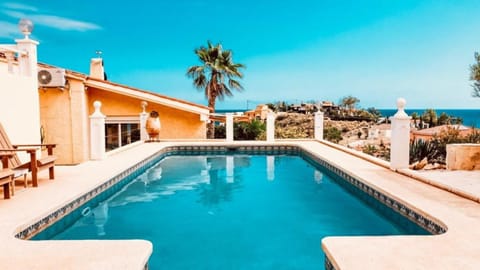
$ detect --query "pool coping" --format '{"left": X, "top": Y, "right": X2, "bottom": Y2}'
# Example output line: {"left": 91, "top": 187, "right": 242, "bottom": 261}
{"left": 1, "top": 140, "right": 480, "bottom": 269}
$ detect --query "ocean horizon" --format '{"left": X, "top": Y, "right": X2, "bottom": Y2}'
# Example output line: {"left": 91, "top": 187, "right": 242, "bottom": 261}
{"left": 216, "top": 108, "right": 480, "bottom": 127}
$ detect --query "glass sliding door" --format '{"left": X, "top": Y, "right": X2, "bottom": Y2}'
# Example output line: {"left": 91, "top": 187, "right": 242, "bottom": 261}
{"left": 105, "top": 117, "right": 141, "bottom": 152}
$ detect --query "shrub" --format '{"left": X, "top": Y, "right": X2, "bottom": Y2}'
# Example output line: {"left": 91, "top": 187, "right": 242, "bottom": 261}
{"left": 324, "top": 126, "right": 342, "bottom": 143}
{"left": 362, "top": 144, "right": 377, "bottom": 155}
{"left": 215, "top": 120, "right": 266, "bottom": 140}
{"left": 409, "top": 139, "right": 443, "bottom": 164}
{"left": 214, "top": 124, "right": 226, "bottom": 139}
{"left": 234, "top": 120, "right": 266, "bottom": 140}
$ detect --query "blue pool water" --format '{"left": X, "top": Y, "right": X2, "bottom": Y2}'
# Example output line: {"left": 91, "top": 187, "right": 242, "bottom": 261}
{"left": 39, "top": 154, "right": 428, "bottom": 269}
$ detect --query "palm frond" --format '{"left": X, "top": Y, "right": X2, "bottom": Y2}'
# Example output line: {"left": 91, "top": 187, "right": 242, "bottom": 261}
{"left": 186, "top": 65, "right": 204, "bottom": 77}
{"left": 228, "top": 79, "right": 244, "bottom": 91}
{"left": 193, "top": 74, "right": 207, "bottom": 90}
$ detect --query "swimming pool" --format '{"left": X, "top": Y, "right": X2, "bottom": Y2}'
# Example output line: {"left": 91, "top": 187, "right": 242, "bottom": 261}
{"left": 31, "top": 146, "right": 435, "bottom": 269}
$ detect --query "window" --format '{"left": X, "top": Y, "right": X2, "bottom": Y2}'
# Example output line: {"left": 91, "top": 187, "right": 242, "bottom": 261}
{"left": 105, "top": 117, "right": 140, "bottom": 152}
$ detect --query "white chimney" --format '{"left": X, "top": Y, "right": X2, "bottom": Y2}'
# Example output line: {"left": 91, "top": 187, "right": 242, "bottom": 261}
{"left": 90, "top": 58, "right": 105, "bottom": 80}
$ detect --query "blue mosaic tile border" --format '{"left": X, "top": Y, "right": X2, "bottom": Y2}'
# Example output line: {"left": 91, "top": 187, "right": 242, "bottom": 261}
{"left": 163, "top": 145, "right": 300, "bottom": 156}
{"left": 325, "top": 256, "right": 334, "bottom": 270}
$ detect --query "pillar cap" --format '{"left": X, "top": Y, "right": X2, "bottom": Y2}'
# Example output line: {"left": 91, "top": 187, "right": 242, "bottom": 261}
{"left": 90, "top": 101, "right": 105, "bottom": 118}
{"left": 393, "top": 98, "right": 409, "bottom": 118}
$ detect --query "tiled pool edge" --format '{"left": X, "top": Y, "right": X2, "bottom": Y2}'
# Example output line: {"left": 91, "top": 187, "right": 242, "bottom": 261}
{"left": 15, "top": 143, "right": 448, "bottom": 270}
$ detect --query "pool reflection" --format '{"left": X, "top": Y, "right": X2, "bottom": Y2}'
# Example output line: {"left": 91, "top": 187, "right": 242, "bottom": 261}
{"left": 196, "top": 156, "right": 249, "bottom": 208}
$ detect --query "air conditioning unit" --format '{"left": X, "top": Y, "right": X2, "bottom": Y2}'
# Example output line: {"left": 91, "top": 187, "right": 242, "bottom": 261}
{"left": 38, "top": 68, "right": 66, "bottom": 88}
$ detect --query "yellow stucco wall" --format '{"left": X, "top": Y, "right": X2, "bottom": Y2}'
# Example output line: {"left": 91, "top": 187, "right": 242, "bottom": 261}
{"left": 88, "top": 89, "right": 206, "bottom": 139}
{"left": 38, "top": 78, "right": 206, "bottom": 165}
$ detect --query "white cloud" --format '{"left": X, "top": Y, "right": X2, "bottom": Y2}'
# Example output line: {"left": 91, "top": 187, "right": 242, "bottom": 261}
{"left": 2, "top": 2, "right": 37, "bottom": 11}
{"left": 3, "top": 10, "right": 23, "bottom": 18}
{"left": 30, "top": 14, "right": 101, "bottom": 31}
{"left": 0, "top": 21, "right": 18, "bottom": 38}
{"left": 2, "top": 7, "right": 101, "bottom": 32}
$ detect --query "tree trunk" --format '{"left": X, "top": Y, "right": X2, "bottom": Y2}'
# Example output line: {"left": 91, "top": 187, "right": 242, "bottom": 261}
{"left": 207, "top": 95, "right": 216, "bottom": 139}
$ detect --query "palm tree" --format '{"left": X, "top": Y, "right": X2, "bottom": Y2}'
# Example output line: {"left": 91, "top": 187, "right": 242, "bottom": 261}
{"left": 187, "top": 41, "right": 245, "bottom": 138}
{"left": 471, "top": 52, "right": 480, "bottom": 98}
{"left": 340, "top": 96, "right": 360, "bottom": 113}
{"left": 411, "top": 112, "right": 419, "bottom": 128}
{"left": 422, "top": 109, "right": 438, "bottom": 127}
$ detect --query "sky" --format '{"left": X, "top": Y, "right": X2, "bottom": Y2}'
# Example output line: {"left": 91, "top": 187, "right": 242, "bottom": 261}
{"left": 1, "top": 0, "right": 480, "bottom": 110}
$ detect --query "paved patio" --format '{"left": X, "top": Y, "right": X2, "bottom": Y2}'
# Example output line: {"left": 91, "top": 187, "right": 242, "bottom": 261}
{"left": 0, "top": 140, "right": 479, "bottom": 269}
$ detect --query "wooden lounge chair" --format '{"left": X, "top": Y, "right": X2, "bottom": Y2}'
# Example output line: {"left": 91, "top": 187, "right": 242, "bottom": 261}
{"left": 0, "top": 123, "right": 56, "bottom": 187}
{"left": 0, "top": 169, "right": 14, "bottom": 199}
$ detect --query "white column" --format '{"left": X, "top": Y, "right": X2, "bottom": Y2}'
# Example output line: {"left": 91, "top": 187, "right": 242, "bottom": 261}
{"left": 139, "top": 101, "right": 148, "bottom": 141}
{"left": 90, "top": 101, "right": 106, "bottom": 160}
{"left": 15, "top": 37, "right": 39, "bottom": 77}
{"left": 226, "top": 113, "right": 234, "bottom": 142}
{"left": 314, "top": 111, "right": 324, "bottom": 140}
{"left": 390, "top": 98, "right": 411, "bottom": 170}
{"left": 266, "top": 112, "right": 276, "bottom": 142}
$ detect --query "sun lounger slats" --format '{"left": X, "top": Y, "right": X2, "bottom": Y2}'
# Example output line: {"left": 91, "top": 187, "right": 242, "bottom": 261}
{"left": 0, "top": 123, "right": 57, "bottom": 187}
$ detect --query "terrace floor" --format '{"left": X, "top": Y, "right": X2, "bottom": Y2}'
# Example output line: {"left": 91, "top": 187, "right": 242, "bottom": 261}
{"left": 0, "top": 140, "right": 479, "bottom": 270}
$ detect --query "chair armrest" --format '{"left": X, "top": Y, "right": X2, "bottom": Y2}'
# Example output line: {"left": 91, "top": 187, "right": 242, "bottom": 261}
{"left": 13, "top": 144, "right": 56, "bottom": 155}
{"left": 0, "top": 148, "right": 38, "bottom": 153}
{"left": 13, "top": 144, "right": 56, "bottom": 148}
{"left": 0, "top": 152, "right": 15, "bottom": 158}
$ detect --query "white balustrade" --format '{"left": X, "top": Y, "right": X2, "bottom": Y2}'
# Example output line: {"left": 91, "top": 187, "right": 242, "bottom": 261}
{"left": 390, "top": 98, "right": 411, "bottom": 170}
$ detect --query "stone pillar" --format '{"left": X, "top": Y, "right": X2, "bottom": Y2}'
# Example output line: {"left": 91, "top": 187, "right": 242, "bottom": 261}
{"left": 226, "top": 113, "right": 234, "bottom": 142}
{"left": 446, "top": 144, "right": 480, "bottom": 170}
{"left": 15, "top": 37, "right": 39, "bottom": 77}
{"left": 390, "top": 98, "right": 411, "bottom": 170}
{"left": 90, "top": 101, "right": 106, "bottom": 160}
{"left": 139, "top": 101, "right": 148, "bottom": 141}
{"left": 314, "top": 111, "right": 324, "bottom": 140}
{"left": 266, "top": 112, "right": 276, "bottom": 142}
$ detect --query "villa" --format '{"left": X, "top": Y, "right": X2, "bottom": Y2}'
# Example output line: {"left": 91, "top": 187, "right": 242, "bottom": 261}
{"left": 1, "top": 43, "right": 210, "bottom": 165}
{"left": 1, "top": 26, "right": 480, "bottom": 270}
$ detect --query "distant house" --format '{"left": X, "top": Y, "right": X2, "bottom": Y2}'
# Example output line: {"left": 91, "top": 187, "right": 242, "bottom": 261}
{"left": 244, "top": 105, "right": 272, "bottom": 121}
{"left": 411, "top": 125, "right": 475, "bottom": 141}
{"left": 320, "top": 101, "right": 338, "bottom": 110}
{"left": 368, "top": 124, "right": 392, "bottom": 140}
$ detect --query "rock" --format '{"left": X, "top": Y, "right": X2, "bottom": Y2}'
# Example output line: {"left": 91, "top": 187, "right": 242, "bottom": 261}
{"left": 423, "top": 163, "right": 436, "bottom": 170}
{"left": 413, "top": 157, "right": 428, "bottom": 170}
{"left": 409, "top": 161, "right": 419, "bottom": 170}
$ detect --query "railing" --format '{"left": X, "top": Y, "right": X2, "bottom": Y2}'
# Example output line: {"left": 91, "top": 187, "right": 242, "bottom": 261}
{"left": 0, "top": 44, "right": 27, "bottom": 75}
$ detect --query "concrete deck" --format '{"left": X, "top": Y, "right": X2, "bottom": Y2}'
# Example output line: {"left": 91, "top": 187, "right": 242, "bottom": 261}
{"left": 0, "top": 140, "right": 479, "bottom": 269}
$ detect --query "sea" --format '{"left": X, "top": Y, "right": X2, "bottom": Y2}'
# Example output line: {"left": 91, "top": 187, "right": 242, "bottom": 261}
{"left": 217, "top": 109, "right": 480, "bottom": 127}
{"left": 378, "top": 109, "right": 480, "bottom": 127}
